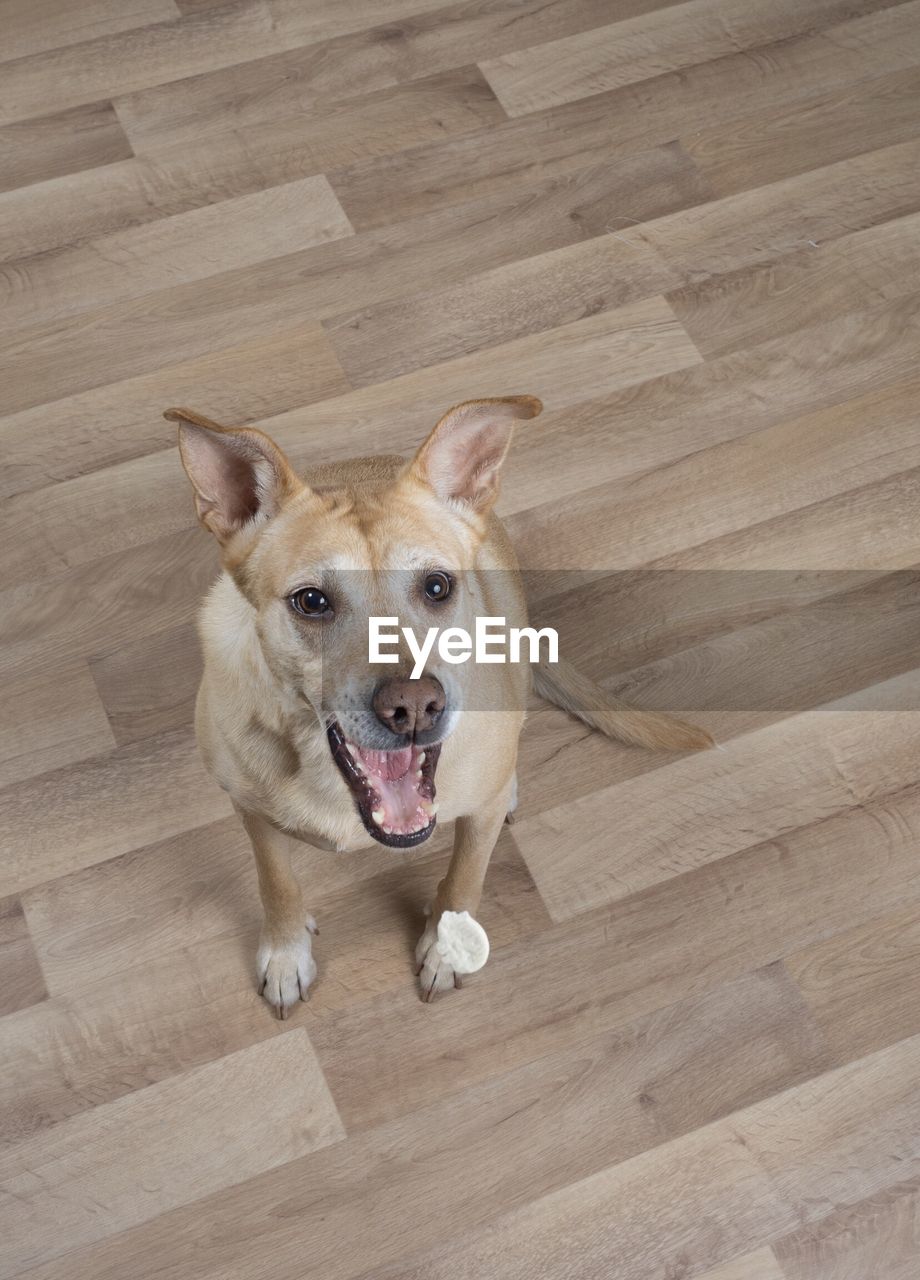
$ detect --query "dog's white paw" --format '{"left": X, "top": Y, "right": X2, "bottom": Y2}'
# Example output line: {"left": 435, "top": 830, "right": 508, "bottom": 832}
{"left": 415, "top": 910, "right": 489, "bottom": 1001}
{"left": 256, "top": 918, "right": 318, "bottom": 1018}
{"left": 414, "top": 919, "right": 460, "bottom": 1001}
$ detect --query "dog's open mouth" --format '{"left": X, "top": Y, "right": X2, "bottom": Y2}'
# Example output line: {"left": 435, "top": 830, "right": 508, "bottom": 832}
{"left": 327, "top": 722, "right": 441, "bottom": 848}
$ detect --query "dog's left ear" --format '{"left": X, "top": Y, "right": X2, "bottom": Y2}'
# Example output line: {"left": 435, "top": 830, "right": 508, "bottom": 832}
{"left": 408, "top": 396, "right": 542, "bottom": 514}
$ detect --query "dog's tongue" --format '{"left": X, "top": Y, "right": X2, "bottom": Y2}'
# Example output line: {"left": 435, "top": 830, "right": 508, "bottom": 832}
{"left": 353, "top": 744, "right": 429, "bottom": 834}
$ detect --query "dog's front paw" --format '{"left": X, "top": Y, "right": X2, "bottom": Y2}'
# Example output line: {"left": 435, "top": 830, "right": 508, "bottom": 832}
{"left": 256, "top": 917, "right": 318, "bottom": 1018}
{"left": 414, "top": 918, "right": 462, "bottom": 1001}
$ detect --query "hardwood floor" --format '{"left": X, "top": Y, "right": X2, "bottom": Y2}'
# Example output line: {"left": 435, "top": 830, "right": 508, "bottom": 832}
{"left": 1, "top": 0, "right": 919, "bottom": 1275}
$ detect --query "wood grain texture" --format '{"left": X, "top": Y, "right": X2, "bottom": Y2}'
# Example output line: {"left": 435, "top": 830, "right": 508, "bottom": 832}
{"left": 2, "top": 0, "right": 920, "bottom": 1275}
{"left": 479, "top": 0, "right": 901, "bottom": 116}
{"left": 684, "top": 63, "right": 920, "bottom": 195}
{"left": 505, "top": 294, "right": 920, "bottom": 571}
{"left": 0, "top": 175, "right": 353, "bottom": 333}
{"left": 0, "top": 661, "right": 115, "bottom": 788}
{"left": 667, "top": 212, "right": 920, "bottom": 356}
{"left": 0, "top": 1, "right": 315, "bottom": 127}
{"left": 774, "top": 1177, "right": 920, "bottom": 1280}
{"left": 0, "top": 323, "right": 348, "bottom": 499}
{"left": 323, "top": 143, "right": 711, "bottom": 385}
{"left": 788, "top": 902, "right": 920, "bottom": 1061}
{"left": 0, "top": 0, "right": 179, "bottom": 62}
{"left": 0, "top": 167, "right": 686, "bottom": 413}
{"left": 343, "top": 1036, "right": 920, "bottom": 1280}
{"left": 331, "top": 3, "right": 920, "bottom": 230}
{"left": 113, "top": 0, "right": 657, "bottom": 152}
{"left": 504, "top": 702, "right": 920, "bottom": 919}
{"left": 0, "top": 727, "right": 232, "bottom": 898}
{"left": 698, "top": 1251, "right": 787, "bottom": 1280}
{"left": 0, "top": 101, "right": 132, "bottom": 194}
{"left": 0, "top": 1031, "right": 344, "bottom": 1274}
{"left": 0, "top": 896, "right": 47, "bottom": 1016}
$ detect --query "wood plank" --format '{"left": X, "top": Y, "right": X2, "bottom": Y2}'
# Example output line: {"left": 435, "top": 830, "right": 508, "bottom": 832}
{"left": 0, "top": 174, "right": 353, "bottom": 334}
{"left": 699, "top": 1251, "right": 787, "bottom": 1280}
{"left": 0, "top": 726, "right": 232, "bottom": 898}
{"left": 263, "top": 0, "right": 460, "bottom": 46}
{"left": 788, "top": 903, "right": 920, "bottom": 1062}
{"left": 667, "top": 212, "right": 920, "bottom": 357}
{"left": 19, "top": 816, "right": 257, "bottom": 1000}
{"left": 323, "top": 143, "right": 710, "bottom": 385}
{"left": 513, "top": 569, "right": 920, "bottom": 831}
{"left": 0, "top": 323, "right": 348, "bottom": 500}
{"left": 0, "top": 1031, "right": 344, "bottom": 1275}
{"left": 0, "top": 0, "right": 341, "bottom": 128}
{"left": 0, "top": 65, "right": 502, "bottom": 262}
{"left": 539, "top": 564, "right": 918, "bottom": 720}
{"left": 685, "top": 64, "right": 920, "bottom": 195}
{"left": 602, "top": 570, "right": 920, "bottom": 715}
{"left": 774, "top": 1177, "right": 920, "bottom": 1280}
{"left": 505, "top": 293, "right": 920, "bottom": 570}
{"left": 310, "top": 768, "right": 920, "bottom": 1131}
{"left": 2, "top": 830, "right": 539, "bottom": 1146}
{"left": 89, "top": 623, "right": 201, "bottom": 746}
{"left": 501, "top": 332, "right": 920, "bottom": 530}
{"left": 734, "top": 1036, "right": 920, "bottom": 1215}
{"left": 0, "top": 921, "right": 277, "bottom": 1142}
{"left": 514, "top": 692, "right": 920, "bottom": 922}
{"left": 636, "top": 136, "right": 920, "bottom": 284}
{"left": 0, "top": 661, "right": 115, "bottom": 789}
{"left": 651, "top": 464, "right": 920, "bottom": 571}
{"left": 115, "top": 67, "right": 504, "bottom": 226}
{"left": 10, "top": 967, "right": 830, "bottom": 1280}
{"left": 0, "top": 896, "right": 47, "bottom": 1017}
{"left": 14, "top": 833, "right": 543, "bottom": 1135}
{"left": 0, "top": 526, "right": 215, "bottom": 684}
{"left": 0, "top": 0, "right": 178, "bottom": 62}
{"left": 0, "top": 101, "right": 132, "bottom": 195}
{"left": 0, "top": 295, "right": 699, "bottom": 593}
{"left": 330, "top": 1036, "right": 920, "bottom": 1280}
{"left": 0, "top": 165, "right": 685, "bottom": 413}
{"left": 497, "top": 331, "right": 920, "bottom": 520}
{"left": 114, "top": 0, "right": 664, "bottom": 152}
{"left": 506, "top": 372, "right": 920, "bottom": 608}
{"left": 479, "top": 0, "right": 899, "bottom": 116}
{"left": 331, "top": 2, "right": 920, "bottom": 229}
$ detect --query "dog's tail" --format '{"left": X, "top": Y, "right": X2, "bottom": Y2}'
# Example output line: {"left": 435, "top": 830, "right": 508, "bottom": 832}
{"left": 533, "top": 656, "right": 714, "bottom": 752}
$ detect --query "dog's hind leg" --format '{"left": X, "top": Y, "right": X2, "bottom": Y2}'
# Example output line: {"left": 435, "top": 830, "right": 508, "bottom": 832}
{"left": 415, "top": 783, "right": 511, "bottom": 1001}
{"left": 236, "top": 805, "right": 318, "bottom": 1018}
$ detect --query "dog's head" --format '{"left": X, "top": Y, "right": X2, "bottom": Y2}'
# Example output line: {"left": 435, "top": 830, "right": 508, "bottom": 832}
{"left": 171, "top": 397, "right": 542, "bottom": 848}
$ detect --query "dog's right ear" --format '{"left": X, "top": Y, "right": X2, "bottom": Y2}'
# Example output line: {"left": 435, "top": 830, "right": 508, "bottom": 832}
{"left": 166, "top": 408, "right": 302, "bottom": 544}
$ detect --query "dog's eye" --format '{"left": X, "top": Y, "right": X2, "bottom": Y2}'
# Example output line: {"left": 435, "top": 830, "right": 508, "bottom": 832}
{"left": 423, "top": 571, "right": 452, "bottom": 603}
{"left": 289, "top": 587, "right": 332, "bottom": 618}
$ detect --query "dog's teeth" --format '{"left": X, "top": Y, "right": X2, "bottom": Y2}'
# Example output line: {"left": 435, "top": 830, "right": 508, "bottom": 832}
{"left": 371, "top": 808, "right": 385, "bottom": 824}
{"left": 417, "top": 752, "right": 426, "bottom": 765}
{"left": 415, "top": 769, "right": 423, "bottom": 779}
{"left": 423, "top": 800, "right": 439, "bottom": 817}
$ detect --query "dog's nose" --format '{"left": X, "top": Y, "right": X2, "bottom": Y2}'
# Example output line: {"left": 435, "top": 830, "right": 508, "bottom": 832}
{"left": 372, "top": 676, "right": 445, "bottom": 738}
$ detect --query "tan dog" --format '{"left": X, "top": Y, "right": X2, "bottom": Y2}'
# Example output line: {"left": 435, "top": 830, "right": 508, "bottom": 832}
{"left": 169, "top": 398, "right": 710, "bottom": 1014}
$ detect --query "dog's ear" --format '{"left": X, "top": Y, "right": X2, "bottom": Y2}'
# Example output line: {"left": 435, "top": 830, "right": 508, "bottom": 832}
{"left": 409, "top": 396, "right": 542, "bottom": 513}
{"left": 166, "top": 407, "right": 302, "bottom": 544}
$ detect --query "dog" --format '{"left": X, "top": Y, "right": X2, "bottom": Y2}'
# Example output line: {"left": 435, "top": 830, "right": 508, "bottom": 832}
{"left": 168, "top": 397, "right": 711, "bottom": 1013}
